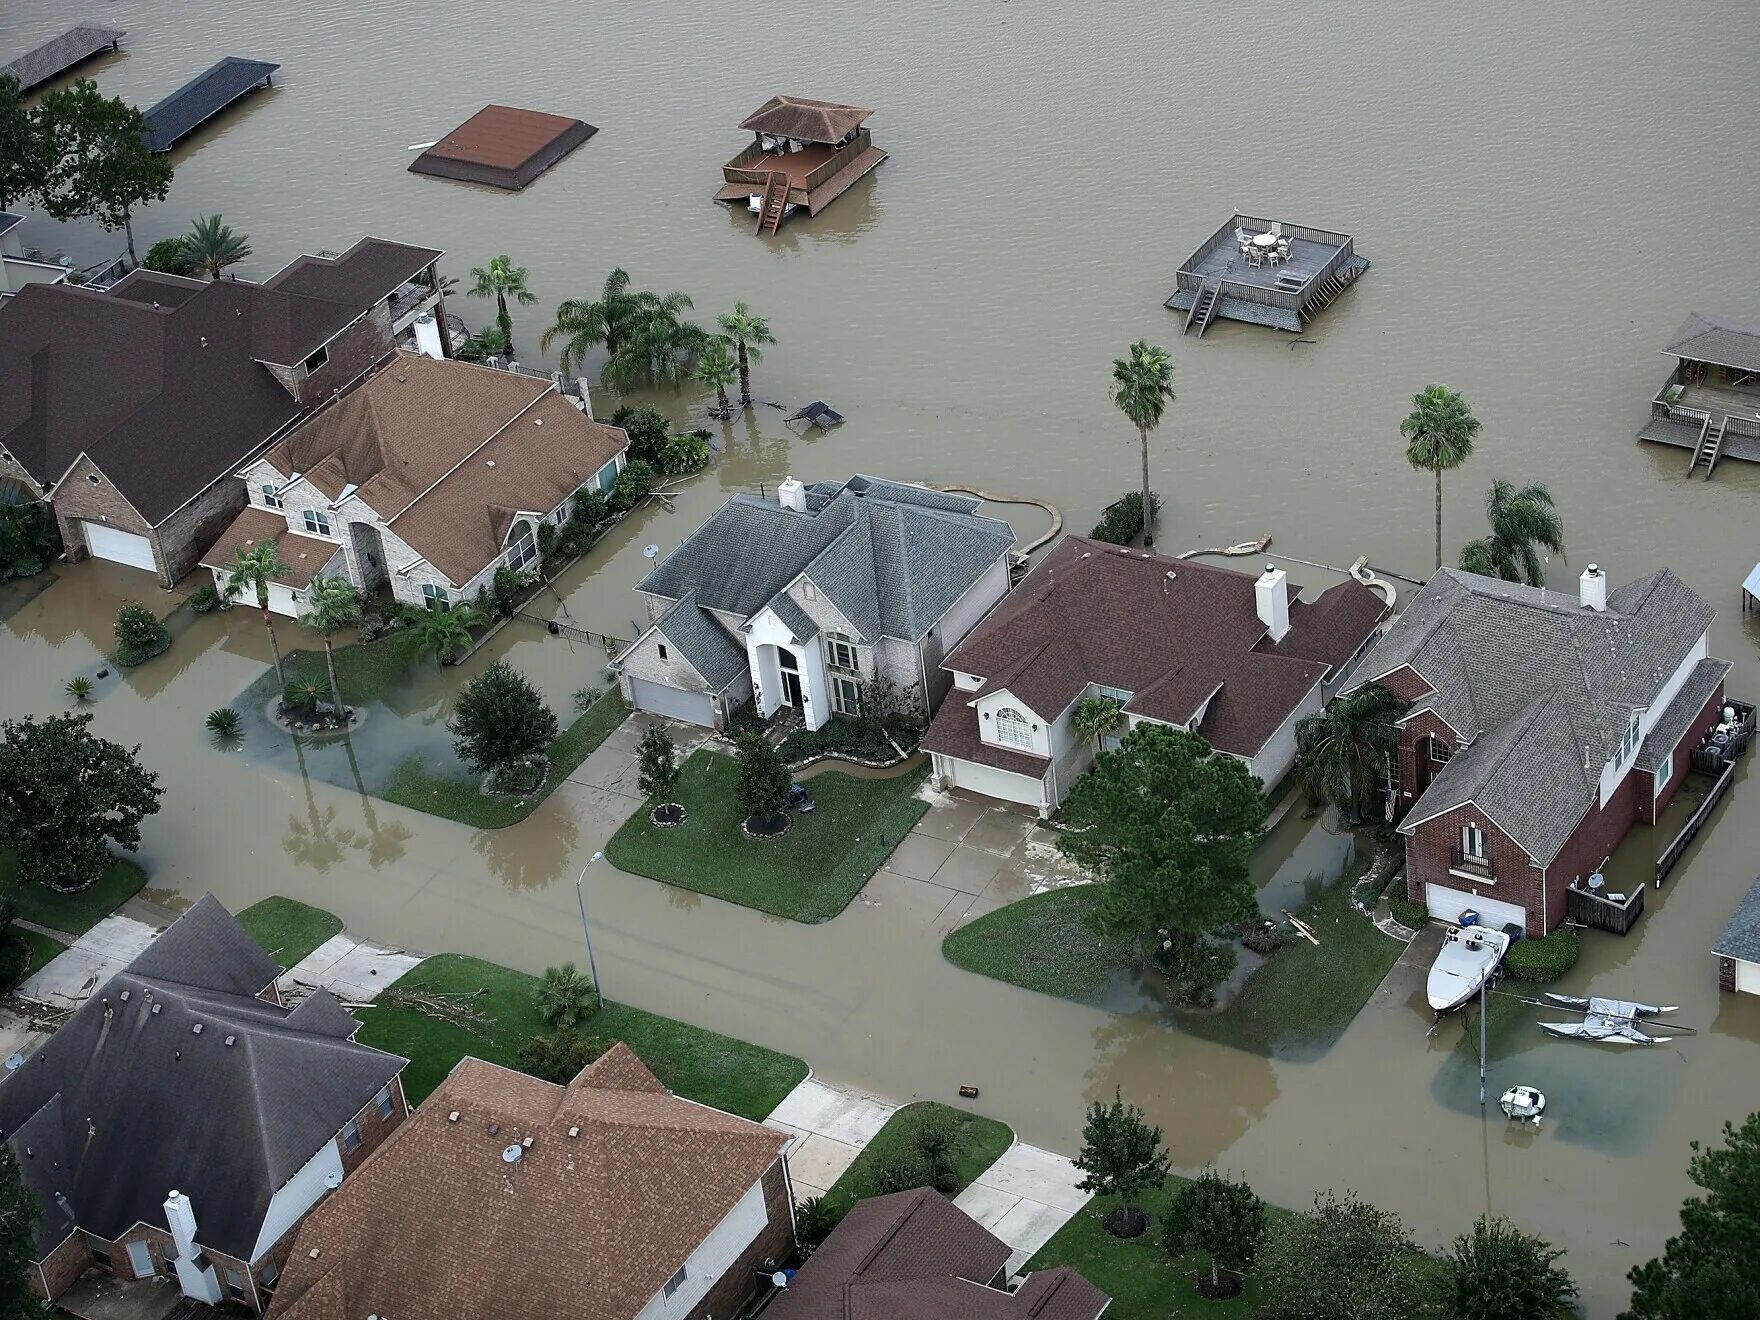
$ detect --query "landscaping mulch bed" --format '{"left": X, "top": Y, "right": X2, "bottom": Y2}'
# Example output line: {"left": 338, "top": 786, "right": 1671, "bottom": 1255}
{"left": 649, "top": 803, "right": 686, "bottom": 827}
{"left": 741, "top": 810, "right": 792, "bottom": 840}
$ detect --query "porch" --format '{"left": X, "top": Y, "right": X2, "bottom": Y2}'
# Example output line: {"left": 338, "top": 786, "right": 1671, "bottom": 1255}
{"left": 714, "top": 128, "right": 888, "bottom": 217}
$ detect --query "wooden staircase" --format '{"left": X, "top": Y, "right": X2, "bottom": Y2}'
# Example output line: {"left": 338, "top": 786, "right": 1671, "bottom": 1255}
{"left": 1688, "top": 415, "right": 1728, "bottom": 478}
{"left": 755, "top": 172, "right": 789, "bottom": 235}
{"left": 1184, "top": 280, "right": 1222, "bottom": 337}
{"left": 1298, "top": 262, "right": 1366, "bottom": 323}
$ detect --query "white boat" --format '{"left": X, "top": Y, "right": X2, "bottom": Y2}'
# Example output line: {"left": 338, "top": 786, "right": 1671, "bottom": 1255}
{"left": 1544, "top": 993, "right": 1678, "bottom": 1017}
{"left": 1426, "top": 924, "right": 1512, "bottom": 1014}
{"left": 1499, "top": 1085, "right": 1546, "bottom": 1125}
{"left": 1539, "top": 994, "right": 1676, "bottom": 1045}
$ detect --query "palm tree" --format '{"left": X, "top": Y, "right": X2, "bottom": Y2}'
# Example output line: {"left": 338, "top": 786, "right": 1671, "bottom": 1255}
{"left": 222, "top": 542, "right": 293, "bottom": 687}
{"left": 697, "top": 339, "right": 738, "bottom": 415}
{"left": 296, "top": 576, "right": 362, "bottom": 715}
{"left": 715, "top": 302, "right": 775, "bottom": 409}
{"left": 1401, "top": 384, "right": 1481, "bottom": 571}
{"left": 1292, "top": 683, "right": 1410, "bottom": 824}
{"left": 408, "top": 602, "right": 486, "bottom": 668}
{"left": 543, "top": 268, "right": 703, "bottom": 384}
{"left": 1111, "top": 342, "right": 1176, "bottom": 548}
{"left": 604, "top": 315, "right": 710, "bottom": 391}
{"left": 535, "top": 961, "right": 598, "bottom": 1027}
{"left": 178, "top": 214, "right": 252, "bottom": 280}
{"left": 468, "top": 255, "right": 537, "bottom": 350}
{"left": 1070, "top": 695, "right": 1123, "bottom": 756}
{"left": 1459, "top": 479, "right": 1565, "bottom": 587}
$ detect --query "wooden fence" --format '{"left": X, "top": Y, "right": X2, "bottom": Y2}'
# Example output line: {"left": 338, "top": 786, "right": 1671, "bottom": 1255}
{"left": 1657, "top": 759, "right": 1735, "bottom": 886}
{"left": 1566, "top": 883, "right": 1644, "bottom": 935}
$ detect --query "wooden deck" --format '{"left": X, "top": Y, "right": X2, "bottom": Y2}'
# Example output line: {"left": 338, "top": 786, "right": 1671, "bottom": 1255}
{"left": 1637, "top": 369, "right": 1760, "bottom": 467}
{"left": 1165, "top": 213, "right": 1369, "bottom": 334}
{"left": 715, "top": 144, "right": 887, "bottom": 216}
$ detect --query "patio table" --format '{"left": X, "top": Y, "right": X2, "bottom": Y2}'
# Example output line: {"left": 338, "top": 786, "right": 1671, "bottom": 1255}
{"left": 1251, "top": 232, "right": 1279, "bottom": 248}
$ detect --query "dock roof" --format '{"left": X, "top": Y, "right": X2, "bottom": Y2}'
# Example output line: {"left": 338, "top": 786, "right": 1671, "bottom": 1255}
{"left": 409, "top": 105, "right": 597, "bottom": 191}
{"left": 739, "top": 95, "right": 871, "bottom": 143}
{"left": 1662, "top": 311, "right": 1760, "bottom": 374}
{"left": 1, "top": 24, "right": 123, "bottom": 92}
{"left": 141, "top": 56, "right": 278, "bottom": 153}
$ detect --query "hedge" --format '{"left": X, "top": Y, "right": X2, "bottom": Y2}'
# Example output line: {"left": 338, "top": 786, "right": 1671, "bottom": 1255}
{"left": 1503, "top": 929, "right": 1580, "bottom": 982}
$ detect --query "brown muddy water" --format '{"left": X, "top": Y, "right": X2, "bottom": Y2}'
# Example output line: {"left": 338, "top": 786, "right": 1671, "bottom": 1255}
{"left": 6, "top": 0, "right": 1760, "bottom": 1308}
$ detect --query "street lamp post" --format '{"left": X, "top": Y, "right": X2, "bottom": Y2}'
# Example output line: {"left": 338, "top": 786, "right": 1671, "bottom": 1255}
{"left": 575, "top": 850, "right": 606, "bottom": 1004}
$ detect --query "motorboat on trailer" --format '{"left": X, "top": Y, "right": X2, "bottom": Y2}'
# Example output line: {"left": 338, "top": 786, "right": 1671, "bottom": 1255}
{"left": 1539, "top": 994, "right": 1677, "bottom": 1045}
{"left": 1426, "top": 923, "right": 1513, "bottom": 1014}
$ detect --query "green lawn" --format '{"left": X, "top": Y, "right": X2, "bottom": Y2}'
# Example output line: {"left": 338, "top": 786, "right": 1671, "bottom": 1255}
{"left": 821, "top": 1102, "right": 1014, "bottom": 1216}
{"left": 379, "top": 696, "right": 631, "bottom": 828}
{"left": 605, "top": 750, "right": 931, "bottom": 922}
{"left": 353, "top": 953, "right": 807, "bottom": 1121}
{"left": 281, "top": 629, "right": 422, "bottom": 705}
{"left": 943, "top": 886, "right": 1128, "bottom": 1002}
{"left": 0, "top": 927, "right": 67, "bottom": 991}
{"left": 2, "top": 854, "right": 147, "bottom": 934}
{"left": 236, "top": 897, "right": 344, "bottom": 967}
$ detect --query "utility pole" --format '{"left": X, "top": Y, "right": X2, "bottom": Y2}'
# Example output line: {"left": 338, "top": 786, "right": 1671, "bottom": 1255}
{"left": 1479, "top": 974, "right": 1489, "bottom": 1107}
{"left": 575, "top": 850, "right": 606, "bottom": 1004}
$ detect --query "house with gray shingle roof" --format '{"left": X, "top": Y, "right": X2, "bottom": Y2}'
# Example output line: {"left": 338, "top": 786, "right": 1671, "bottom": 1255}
{"left": 1352, "top": 563, "right": 1728, "bottom": 936}
{"left": 1714, "top": 875, "right": 1760, "bottom": 995}
{"left": 614, "top": 475, "right": 1015, "bottom": 731}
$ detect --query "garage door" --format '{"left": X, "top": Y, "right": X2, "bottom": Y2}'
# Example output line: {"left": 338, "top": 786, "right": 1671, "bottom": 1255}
{"left": 1424, "top": 882, "right": 1527, "bottom": 933}
{"left": 83, "top": 521, "right": 157, "bottom": 573}
{"left": 266, "top": 583, "right": 303, "bottom": 618}
{"left": 627, "top": 677, "right": 715, "bottom": 727}
{"left": 1737, "top": 960, "right": 1760, "bottom": 996}
{"left": 936, "top": 755, "right": 1047, "bottom": 811}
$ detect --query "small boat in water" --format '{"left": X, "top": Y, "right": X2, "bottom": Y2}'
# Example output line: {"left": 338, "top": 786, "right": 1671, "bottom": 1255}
{"left": 1426, "top": 924, "right": 1512, "bottom": 1014}
{"left": 1499, "top": 1085, "right": 1546, "bottom": 1126}
{"left": 1539, "top": 995, "right": 1676, "bottom": 1045}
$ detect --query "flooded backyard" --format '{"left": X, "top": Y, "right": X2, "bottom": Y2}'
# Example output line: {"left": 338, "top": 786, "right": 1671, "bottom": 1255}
{"left": 6, "top": 0, "right": 1760, "bottom": 1310}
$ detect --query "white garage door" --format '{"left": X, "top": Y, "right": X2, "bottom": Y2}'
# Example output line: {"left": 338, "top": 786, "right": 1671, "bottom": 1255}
{"left": 937, "top": 755, "right": 1047, "bottom": 811}
{"left": 627, "top": 677, "right": 716, "bottom": 727}
{"left": 1425, "top": 882, "right": 1527, "bottom": 933}
{"left": 267, "top": 583, "right": 303, "bottom": 619}
{"left": 83, "top": 522, "right": 157, "bottom": 573}
{"left": 1737, "top": 960, "right": 1760, "bottom": 996}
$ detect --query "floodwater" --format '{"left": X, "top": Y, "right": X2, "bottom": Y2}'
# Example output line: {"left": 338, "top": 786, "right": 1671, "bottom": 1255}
{"left": 6, "top": 0, "right": 1760, "bottom": 1309}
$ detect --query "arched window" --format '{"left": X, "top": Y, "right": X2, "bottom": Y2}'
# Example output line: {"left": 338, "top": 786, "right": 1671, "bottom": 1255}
{"left": 994, "top": 707, "right": 1032, "bottom": 749}
{"left": 505, "top": 519, "right": 537, "bottom": 571}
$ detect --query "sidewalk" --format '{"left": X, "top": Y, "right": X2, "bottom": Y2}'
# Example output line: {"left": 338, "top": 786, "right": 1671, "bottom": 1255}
{"left": 278, "top": 932, "right": 423, "bottom": 1004}
{"left": 953, "top": 1142, "right": 1092, "bottom": 1274}
{"left": 764, "top": 1077, "right": 899, "bottom": 1202}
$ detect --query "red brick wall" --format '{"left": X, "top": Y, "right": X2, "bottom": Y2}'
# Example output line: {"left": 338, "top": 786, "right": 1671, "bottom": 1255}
{"left": 1541, "top": 774, "right": 1638, "bottom": 934}
{"left": 1395, "top": 709, "right": 1458, "bottom": 812}
{"left": 688, "top": 1159, "right": 794, "bottom": 1320}
{"left": 1406, "top": 803, "right": 1546, "bottom": 933}
{"left": 339, "top": 1074, "right": 408, "bottom": 1175}
{"left": 1642, "top": 681, "right": 1726, "bottom": 824}
{"left": 32, "top": 1229, "right": 90, "bottom": 1300}
{"left": 1377, "top": 665, "right": 1431, "bottom": 703}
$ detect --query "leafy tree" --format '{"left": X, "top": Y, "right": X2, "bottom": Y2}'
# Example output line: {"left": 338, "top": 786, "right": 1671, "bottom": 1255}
{"left": 534, "top": 961, "right": 598, "bottom": 1027}
{"left": 297, "top": 576, "right": 362, "bottom": 716}
{"left": 1459, "top": 479, "right": 1565, "bottom": 587}
{"left": 113, "top": 602, "right": 170, "bottom": 666}
{"left": 178, "top": 213, "right": 252, "bottom": 279}
{"left": 1256, "top": 1190, "right": 1439, "bottom": 1320}
{"left": 658, "top": 432, "right": 709, "bottom": 474}
{"left": 0, "top": 1147, "right": 40, "bottom": 1318}
{"left": 1073, "top": 1088, "right": 1170, "bottom": 1235}
{"left": 569, "top": 488, "right": 607, "bottom": 531}
{"left": 448, "top": 661, "right": 557, "bottom": 773}
{"left": 697, "top": 337, "right": 738, "bottom": 414}
{"left": 735, "top": 732, "right": 791, "bottom": 823}
{"left": 716, "top": 302, "right": 775, "bottom": 408}
{"left": 409, "top": 601, "right": 486, "bottom": 667}
{"left": 1163, "top": 1167, "right": 1269, "bottom": 1296}
{"left": 544, "top": 268, "right": 705, "bottom": 387}
{"left": 905, "top": 1105, "right": 968, "bottom": 1194}
{"left": 222, "top": 541, "right": 293, "bottom": 687}
{"left": 1401, "top": 384, "right": 1481, "bottom": 571}
{"left": 608, "top": 405, "right": 672, "bottom": 466}
{"left": 637, "top": 725, "right": 680, "bottom": 803}
{"left": 609, "top": 459, "right": 653, "bottom": 512}
{"left": 517, "top": 1026, "right": 605, "bottom": 1083}
{"left": 468, "top": 254, "right": 536, "bottom": 348}
{"left": 32, "top": 79, "right": 172, "bottom": 262}
{"left": 0, "top": 75, "right": 45, "bottom": 213}
{"left": 1110, "top": 341, "right": 1175, "bottom": 547}
{"left": 142, "top": 236, "right": 193, "bottom": 275}
{"left": 1293, "top": 682, "right": 1408, "bottom": 823}
{"left": 0, "top": 712, "right": 162, "bottom": 890}
{"left": 605, "top": 313, "right": 709, "bottom": 391}
{"left": 1624, "top": 1112, "right": 1760, "bottom": 1319}
{"left": 544, "top": 267, "right": 654, "bottom": 372}
{"left": 0, "top": 488, "right": 53, "bottom": 581}
{"left": 1057, "top": 724, "right": 1265, "bottom": 959}
{"left": 1069, "top": 695, "right": 1123, "bottom": 755}
{"left": 1444, "top": 1214, "right": 1577, "bottom": 1320}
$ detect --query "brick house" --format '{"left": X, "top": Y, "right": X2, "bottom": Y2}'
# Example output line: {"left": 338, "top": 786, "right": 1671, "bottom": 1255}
{"left": 0, "top": 895, "right": 409, "bottom": 1312}
{"left": 199, "top": 351, "right": 627, "bottom": 617}
{"left": 0, "top": 237, "right": 444, "bottom": 586}
{"left": 1351, "top": 564, "right": 1727, "bottom": 935}
{"left": 616, "top": 475, "right": 1015, "bottom": 731}
{"left": 266, "top": 1044, "right": 795, "bottom": 1320}
{"left": 922, "top": 538, "right": 1387, "bottom": 813}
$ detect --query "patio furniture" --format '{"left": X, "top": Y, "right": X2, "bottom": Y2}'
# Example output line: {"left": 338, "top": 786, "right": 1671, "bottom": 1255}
{"left": 1251, "top": 231, "right": 1278, "bottom": 248}
{"left": 1266, "top": 248, "right": 1281, "bottom": 266}
{"left": 1246, "top": 247, "right": 1264, "bottom": 267}
{"left": 1269, "top": 221, "right": 1283, "bottom": 237}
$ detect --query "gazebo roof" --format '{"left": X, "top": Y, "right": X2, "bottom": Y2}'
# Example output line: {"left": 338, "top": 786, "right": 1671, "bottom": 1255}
{"left": 1662, "top": 311, "right": 1760, "bottom": 373}
{"left": 738, "top": 95, "right": 872, "bottom": 143}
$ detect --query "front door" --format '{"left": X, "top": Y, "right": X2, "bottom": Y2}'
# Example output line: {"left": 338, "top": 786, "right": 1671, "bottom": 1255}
{"left": 126, "top": 1241, "right": 154, "bottom": 1278}
{"left": 778, "top": 650, "right": 803, "bottom": 710}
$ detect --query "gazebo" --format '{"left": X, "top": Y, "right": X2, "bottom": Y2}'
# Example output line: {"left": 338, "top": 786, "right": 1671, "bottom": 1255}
{"left": 1639, "top": 312, "right": 1760, "bottom": 476}
{"left": 715, "top": 95, "right": 887, "bottom": 235}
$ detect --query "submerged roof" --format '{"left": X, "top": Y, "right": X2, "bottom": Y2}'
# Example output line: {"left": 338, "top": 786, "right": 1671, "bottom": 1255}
{"left": 409, "top": 105, "right": 597, "bottom": 191}
{"left": 739, "top": 95, "right": 872, "bottom": 143}
{"left": 1662, "top": 311, "right": 1760, "bottom": 373}
{"left": 1715, "top": 875, "right": 1760, "bottom": 964}
{"left": 141, "top": 57, "right": 279, "bottom": 153}
{"left": 0, "top": 895, "right": 405, "bottom": 1262}
{"left": 2, "top": 24, "right": 123, "bottom": 92}
{"left": 265, "top": 1045, "right": 787, "bottom": 1320}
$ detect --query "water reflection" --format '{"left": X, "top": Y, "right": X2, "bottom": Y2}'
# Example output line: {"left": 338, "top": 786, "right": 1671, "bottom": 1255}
{"left": 474, "top": 805, "right": 577, "bottom": 892}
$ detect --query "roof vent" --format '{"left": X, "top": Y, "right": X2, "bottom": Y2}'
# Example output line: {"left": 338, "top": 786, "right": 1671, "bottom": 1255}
{"left": 151, "top": 1004, "right": 162, "bottom": 1015}
{"left": 566, "top": 1125, "right": 580, "bottom": 1138}
{"left": 3, "top": 1055, "right": 22, "bottom": 1072}
{"left": 118, "top": 991, "right": 130, "bottom": 1002}
{"left": 223, "top": 1035, "right": 236, "bottom": 1047}
{"left": 447, "top": 1111, "right": 460, "bottom": 1123}
{"left": 199, "top": 336, "right": 208, "bottom": 348}
{"left": 533, "top": 417, "right": 543, "bottom": 426}
{"left": 485, "top": 459, "right": 496, "bottom": 468}
{"left": 502, "top": 1144, "right": 523, "bottom": 1164}
{"left": 487, "top": 1123, "right": 500, "bottom": 1136}
{"left": 323, "top": 1171, "right": 343, "bottom": 1190}
{"left": 308, "top": 1248, "right": 321, "bottom": 1260}
{"left": 191, "top": 1023, "right": 203, "bottom": 1035}
{"left": 521, "top": 1136, "right": 533, "bottom": 1148}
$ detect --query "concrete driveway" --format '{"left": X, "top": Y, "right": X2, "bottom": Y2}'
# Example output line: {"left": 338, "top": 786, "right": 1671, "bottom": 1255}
{"left": 279, "top": 932, "right": 422, "bottom": 1004}
{"left": 765, "top": 1077, "right": 899, "bottom": 1202}
{"left": 953, "top": 1142, "right": 1092, "bottom": 1273}
{"left": 19, "top": 914, "right": 161, "bottom": 1006}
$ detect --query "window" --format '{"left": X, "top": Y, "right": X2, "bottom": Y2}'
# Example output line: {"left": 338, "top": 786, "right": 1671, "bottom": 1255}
{"left": 657, "top": 643, "right": 669, "bottom": 661}
{"left": 1621, "top": 711, "right": 1642, "bottom": 763}
{"left": 1096, "top": 684, "right": 1133, "bottom": 705}
{"left": 1461, "top": 823, "right": 1487, "bottom": 862}
{"left": 833, "top": 676, "right": 861, "bottom": 715}
{"left": 1429, "top": 739, "right": 1452, "bottom": 765}
{"left": 341, "top": 1119, "right": 360, "bottom": 1153}
{"left": 1657, "top": 754, "right": 1673, "bottom": 790}
{"left": 826, "top": 631, "right": 858, "bottom": 672}
{"left": 260, "top": 1260, "right": 279, "bottom": 1287}
{"left": 376, "top": 1085, "right": 393, "bottom": 1120}
{"left": 303, "top": 509, "right": 332, "bottom": 537}
{"left": 421, "top": 583, "right": 449, "bottom": 612}
{"left": 302, "top": 344, "right": 329, "bottom": 374}
{"left": 662, "top": 1265, "right": 688, "bottom": 1299}
{"left": 994, "top": 707, "right": 1032, "bottom": 749}
{"left": 87, "top": 473, "right": 101, "bottom": 485}
{"left": 88, "top": 1242, "right": 111, "bottom": 1267}
{"left": 595, "top": 459, "right": 619, "bottom": 493}
{"left": 224, "top": 1268, "right": 247, "bottom": 1300}
{"left": 506, "top": 519, "right": 537, "bottom": 571}
{"left": 260, "top": 482, "right": 283, "bottom": 510}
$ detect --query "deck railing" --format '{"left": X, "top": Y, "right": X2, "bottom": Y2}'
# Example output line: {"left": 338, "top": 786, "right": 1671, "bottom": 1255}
{"left": 802, "top": 129, "right": 872, "bottom": 192}
{"left": 1172, "top": 212, "right": 1356, "bottom": 312}
{"left": 1656, "top": 759, "right": 1735, "bottom": 886}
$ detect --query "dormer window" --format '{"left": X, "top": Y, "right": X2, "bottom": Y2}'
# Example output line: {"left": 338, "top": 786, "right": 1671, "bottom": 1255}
{"left": 994, "top": 707, "right": 1032, "bottom": 749}
{"left": 261, "top": 482, "right": 283, "bottom": 510}
{"left": 303, "top": 509, "right": 332, "bottom": 537}
{"left": 1620, "top": 711, "right": 1642, "bottom": 763}
{"left": 302, "top": 344, "right": 329, "bottom": 374}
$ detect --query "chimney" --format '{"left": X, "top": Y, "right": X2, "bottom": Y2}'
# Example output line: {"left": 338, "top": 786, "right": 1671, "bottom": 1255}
{"left": 1255, "top": 563, "right": 1290, "bottom": 642}
{"left": 1580, "top": 563, "right": 1606, "bottom": 612}
{"left": 777, "top": 477, "right": 807, "bottom": 513}
{"left": 164, "top": 1190, "right": 223, "bottom": 1304}
{"left": 164, "top": 1190, "right": 199, "bottom": 1254}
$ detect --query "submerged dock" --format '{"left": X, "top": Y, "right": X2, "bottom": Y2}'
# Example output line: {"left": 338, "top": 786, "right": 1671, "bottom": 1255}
{"left": 1, "top": 25, "right": 124, "bottom": 92}
{"left": 1166, "top": 212, "right": 1369, "bottom": 336}
{"left": 141, "top": 57, "right": 279, "bottom": 153}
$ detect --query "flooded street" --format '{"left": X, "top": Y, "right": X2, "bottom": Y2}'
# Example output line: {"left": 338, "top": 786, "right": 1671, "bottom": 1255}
{"left": 6, "top": 0, "right": 1760, "bottom": 1309}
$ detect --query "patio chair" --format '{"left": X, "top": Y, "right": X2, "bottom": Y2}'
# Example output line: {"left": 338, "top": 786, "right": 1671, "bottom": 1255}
{"left": 1246, "top": 248, "right": 1264, "bottom": 268}
{"left": 1269, "top": 221, "right": 1283, "bottom": 237}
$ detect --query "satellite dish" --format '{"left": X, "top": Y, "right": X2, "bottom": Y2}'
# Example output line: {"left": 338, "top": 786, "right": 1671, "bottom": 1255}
{"left": 323, "top": 1171, "right": 343, "bottom": 1190}
{"left": 770, "top": 1272, "right": 789, "bottom": 1289}
{"left": 3, "top": 1055, "right": 22, "bottom": 1072}
{"left": 643, "top": 544, "right": 660, "bottom": 559}
{"left": 502, "top": 1144, "right": 524, "bottom": 1164}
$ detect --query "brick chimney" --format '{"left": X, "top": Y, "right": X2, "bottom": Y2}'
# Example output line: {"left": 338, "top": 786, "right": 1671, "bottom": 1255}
{"left": 1255, "top": 563, "right": 1290, "bottom": 642}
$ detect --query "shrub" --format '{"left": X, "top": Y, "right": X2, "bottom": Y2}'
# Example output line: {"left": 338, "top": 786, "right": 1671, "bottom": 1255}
{"left": 281, "top": 678, "right": 326, "bottom": 717}
{"left": 778, "top": 718, "right": 901, "bottom": 765}
{"left": 1503, "top": 930, "right": 1579, "bottom": 983}
{"left": 113, "top": 602, "right": 171, "bottom": 667}
{"left": 608, "top": 460, "right": 653, "bottom": 513}
{"left": 904, "top": 1106, "right": 968, "bottom": 1194}
{"left": 0, "top": 494, "right": 54, "bottom": 581}
{"left": 863, "top": 1143, "right": 930, "bottom": 1197}
{"left": 448, "top": 661, "right": 558, "bottom": 774}
{"left": 534, "top": 961, "right": 598, "bottom": 1027}
{"left": 490, "top": 566, "right": 529, "bottom": 618}
{"left": 516, "top": 1027, "right": 605, "bottom": 1084}
{"left": 189, "top": 584, "right": 220, "bottom": 613}
{"left": 794, "top": 1196, "right": 844, "bottom": 1252}
{"left": 569, "top": 489, "right": 608, "bottom": 530}
{"left": 609, "top": 405, "right": 671, "bottom": 466}
{"left": 206, "top": 707, "right": 240, "bottom": 737}
{"left": 658, "top": 432, "right": 710, "bottom": 474}
{"left": 1389, "top": 896, "right": 1431, "bottom": 931}
{"left": 735, "top": 732, "right": 792, "bottom": 822}
{"left": 64, "top": 676, "right": 93, "bottom": 702}
{"left": 1241, "top": 921, "right": 1285, "bottom": 956}
{"left": 1154, "top": 932, "right": 1237, "bottom": 1007}
{"left": 572, "top": 687, "right": 602, "bottom": 715}
{"left": 536, "top": 520, "right": 559, "bottom": 563}
{"left": 1089, "top": 490, "right": 1163, "bottom": 545}
{"left": 142, "top": 237, "right": 192, "bottom": 275}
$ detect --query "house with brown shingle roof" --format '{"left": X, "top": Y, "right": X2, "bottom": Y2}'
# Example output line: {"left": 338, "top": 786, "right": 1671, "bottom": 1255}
{"left": 265, "top": 1044, "right": 795, "bottom": 1320}
{"left": 922, "top": 536, "right": 1387, "bottom": 814}
{"left": 202, "top": 350, "right": 628, "bottom": 616}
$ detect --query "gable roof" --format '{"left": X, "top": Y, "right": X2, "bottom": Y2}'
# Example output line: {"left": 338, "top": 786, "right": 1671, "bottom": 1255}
{"left": 739, "top": 95, "right": 872, "bottom": 143}
{"left": 925, "top": 537, "right": 1384, "bottom": 760}
{"left": 141, "top": 57, "right": 280, "bottom": 153}
{"left": 1662, "top": 311, "right": 1760, "bottom": 373}
{"left": 265, "top": 1045, "right": 787, "bottom": 1320}
{"left": 0, "top": 895, "right": 405, "bottom": 1262}
{"left": 1358, "top": 567, "right": 1717, "bottom": 864}
{"left": 1715, "top": 875, "right": 1760, "bottom": 964}
{"left": 638, "top": 476, "right": 1013, "bottom": 643}
{"left": 648, "top": 592, "right": 749, "bottom": 692}
{"left": 0, "top": 238, "right": 439, "bottom": 524}
{"left": 765, "top": 1188, "right": 1107, "bottom": 1320}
